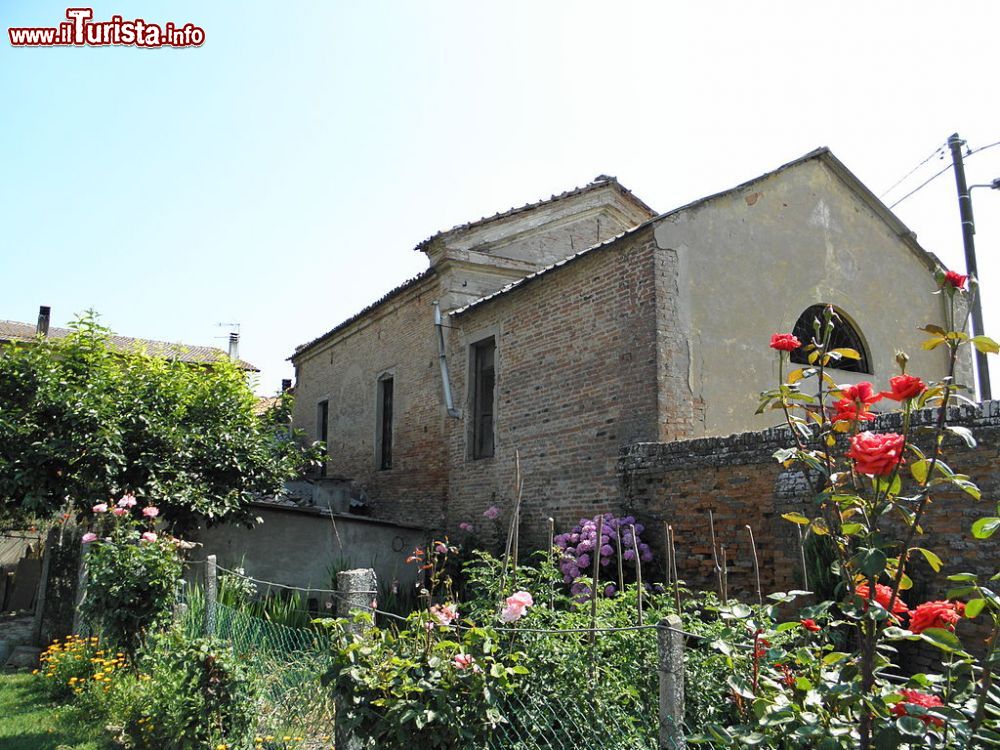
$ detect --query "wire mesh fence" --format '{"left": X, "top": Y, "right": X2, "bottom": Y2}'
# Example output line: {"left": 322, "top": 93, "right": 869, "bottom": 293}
{"left": 182, "top": 562, "right": 709, "bottom": 749}
{"left": 179, "top": 580, "right": 337, "bottom": 741}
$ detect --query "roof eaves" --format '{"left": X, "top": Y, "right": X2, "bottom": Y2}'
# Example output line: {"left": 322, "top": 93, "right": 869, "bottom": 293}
{"left": 414, "top": 176, "right": 655, "bottom": 254}
{"left": 290, "top": 268, "right": 436, "bottom": 360}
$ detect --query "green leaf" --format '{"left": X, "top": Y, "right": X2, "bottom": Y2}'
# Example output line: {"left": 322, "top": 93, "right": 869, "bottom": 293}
{"left": 830, "top": 347, "right": 861, "bottom": 360}
{"left": 965, "top": 598, "right": 987, "bottom": 618}
{"left": 972, "top": 517, "right": 1000, "bottom": 539}
{"left": 911, "top": 547, "right": 943, "bottom": 572}
{"left": 922, "top": 336, "right": 947, "bottom": 351}
{"left": 918, "top": 627, "right": 965, "bottom": 654}
{"left": 781, "top": 512, "right": 811, "bottom": 526}
{"left": 855, "top": 548, "right": 887, "bottom": 578}
{"left": 971, "top": 335, "right": 1000, "bottom": 354}
{"left": 910, "top": 459, "right": 928, "bottom": 484}
{"left": 946, "top": 425, "right": 977, "bottom": 448}
{"left": 896, "top": 715, "right": 926, "bottom": 738}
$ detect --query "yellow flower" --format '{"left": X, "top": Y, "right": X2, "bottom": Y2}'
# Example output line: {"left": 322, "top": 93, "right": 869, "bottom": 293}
{"left": 216, "top": 745, "right": 227, "bottom": 750}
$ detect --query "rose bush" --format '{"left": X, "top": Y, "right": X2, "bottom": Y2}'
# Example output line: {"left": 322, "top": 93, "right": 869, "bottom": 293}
{"left": 698, "top": 272, "right": 1000, "bottom": 748}
{"left": 78, "top": 494, "right": 184, "bottom": 656}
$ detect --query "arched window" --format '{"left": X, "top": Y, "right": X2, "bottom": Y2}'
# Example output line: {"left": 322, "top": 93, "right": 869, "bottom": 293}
{"left": 789, "top": 305, "right": 871, "bottom": 374}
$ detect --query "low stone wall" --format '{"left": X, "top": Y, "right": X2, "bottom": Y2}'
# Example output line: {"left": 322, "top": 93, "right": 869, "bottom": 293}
{"left": 191, "top": 504, "right": 427, "bottom": 608}
{"left": 619, "top": 401, "right": 1000, "bottom": 664}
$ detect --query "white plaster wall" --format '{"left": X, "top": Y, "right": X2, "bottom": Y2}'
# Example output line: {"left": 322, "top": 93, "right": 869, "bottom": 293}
{"left": 653, "top": 158, "right": 971, "bottom": 438}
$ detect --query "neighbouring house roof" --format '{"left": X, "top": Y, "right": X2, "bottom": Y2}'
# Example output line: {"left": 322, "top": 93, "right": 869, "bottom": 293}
{"left": 450, "top": 147, "right": 945, "bottom": 317}
{"left": 291, "top": 268, "right": 437, "bottom": 361}
{"left": 413, "top": 175, "right": 657, "bottom": 254}
{"left": 0, "top": 320, "right": 259, "bottom": 371}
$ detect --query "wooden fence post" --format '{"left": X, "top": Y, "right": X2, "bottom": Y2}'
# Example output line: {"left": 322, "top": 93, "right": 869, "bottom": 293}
{"left": 205, "top": 555, "right": 217, "bottom": 638}
{"left": 71, "top": 544, "right": 89, "bottom": 635}
{"left": 658, "top": 615, "right": 686, "bottom": 750}
{"left": 336, "top": 568, "right": 376, "bottom": 750}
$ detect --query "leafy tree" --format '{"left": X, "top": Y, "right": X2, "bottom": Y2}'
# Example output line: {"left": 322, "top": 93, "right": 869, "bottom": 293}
{"left": 0, "top": 312, "right": 320, "bottom": 529}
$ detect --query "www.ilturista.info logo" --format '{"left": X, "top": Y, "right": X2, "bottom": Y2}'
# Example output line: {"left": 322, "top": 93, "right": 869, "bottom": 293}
{"left": 9, "top": 8, "right": 204, "bottom": 48}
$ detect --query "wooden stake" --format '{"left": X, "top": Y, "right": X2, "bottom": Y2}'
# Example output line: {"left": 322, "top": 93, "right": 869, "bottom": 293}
{"left": 631, "top": 525, "right": 644, "bottom": 626}
{"left": 663, "top": 521, "right": 672, "bottom": 588}
{"left": 547, "top": 516, "right": 556, "bottom": 608}
{"left": 720, "top": 545, "right": 729, "bottom": 604}
{"left": 669, "top": 524, "right": 682, "bottom": 614}
{"left": 616, "top": 527, "right": 625, "bottom": 593}
{"left": 797, "top": 525, "right": 810, "bottom": 591}
{"left": 589, "top": 514, "right": 604, "bottom": 644}
{"left": 709, "top": 510, "right": 724, "bottom": 603}
{"left": 746, "top": 525, "right": 762, "bottom": 606}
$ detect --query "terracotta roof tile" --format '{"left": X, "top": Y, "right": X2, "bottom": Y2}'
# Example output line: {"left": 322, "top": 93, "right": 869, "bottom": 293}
{"left": 0, "top": 320, "right": 258, "bottom": 371}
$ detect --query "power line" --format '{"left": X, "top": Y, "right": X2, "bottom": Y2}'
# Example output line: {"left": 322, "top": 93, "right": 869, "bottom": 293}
{"left": 888, "top": 162, "right": 953, "bottom": 209}
{"left": 879, "top": 142, "right": 948, "bottom": 199}
{"left": 888, "top": 137, "right": 1000, "bottom": 209}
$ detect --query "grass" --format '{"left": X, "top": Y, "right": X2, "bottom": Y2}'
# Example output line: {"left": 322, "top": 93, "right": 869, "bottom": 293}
{"left": 0, "top": 670, "right": 111, "bottom": 750}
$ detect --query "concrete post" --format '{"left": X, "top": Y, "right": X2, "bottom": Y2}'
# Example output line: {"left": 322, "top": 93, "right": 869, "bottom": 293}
{"left": 336, "top": 568, "right": 377, "bottom": 618}
{"left": 658, "top": 615, "right": 686, "bottom": 750}
{"left": 335, "top": 568, "right": 376, "bottom": 750}
{"left": 205, "top": 555, "right": 217, "bottom": 638}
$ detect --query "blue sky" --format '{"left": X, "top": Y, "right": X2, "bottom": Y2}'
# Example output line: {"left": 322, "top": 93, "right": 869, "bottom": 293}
{"left": 3, "top": 1, "right": 1000, "bottom": 393}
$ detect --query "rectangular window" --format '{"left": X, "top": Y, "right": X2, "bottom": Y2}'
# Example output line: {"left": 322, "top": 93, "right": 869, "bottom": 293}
{"left": 316, "top": 400, "right": 329, "bottom": 477}
{"left": 377, "top": 376, "right": 394, "bottom": 470}
{"left": 471, "top": 337, "right": 495, "bottom": 459}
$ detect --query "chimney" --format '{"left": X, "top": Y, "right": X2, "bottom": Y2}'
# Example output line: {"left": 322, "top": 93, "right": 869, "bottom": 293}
{"left": 281, "top": 378, "right": 292, "bottom": 392}
{"left": 36, "top": 306, "right": 51, "bottom": 337}
{"left": 228, "top": 332, "right": 240, "bottom": 360}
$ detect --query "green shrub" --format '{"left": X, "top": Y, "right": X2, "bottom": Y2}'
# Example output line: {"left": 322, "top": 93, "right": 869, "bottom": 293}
{"left": 320, "top": 612, "right": 527, "bottom": 750}
{"left": 115, "top": 630, "right": 259, "bottom": 750}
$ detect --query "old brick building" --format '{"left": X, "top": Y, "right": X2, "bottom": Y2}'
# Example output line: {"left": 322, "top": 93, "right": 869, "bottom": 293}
{"left": 290, "top": 148, "right": 968, "bottom": 543}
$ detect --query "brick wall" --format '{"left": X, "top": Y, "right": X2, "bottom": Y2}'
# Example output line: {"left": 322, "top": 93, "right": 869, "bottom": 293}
{"left": 445, "top": 227, "right": 677, "bottom": 547}
{"left": 290, "top": 275, "right": 450, "bottom": 529}
{"left": 620, "top": 401, "right": 1000, "bottom": 662}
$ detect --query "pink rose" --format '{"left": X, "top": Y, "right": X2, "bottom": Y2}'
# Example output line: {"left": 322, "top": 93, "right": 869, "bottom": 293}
{"left": 507, "top": 591, "right": 533, "bottom": 608}
{"left": 430, "top": 603, "right": 458, "bottom": 626}
{"left": 500, "top": 591, "right": 534, "bottom": 623}
{"left": 500, "top": 603, "right": 526, "bottom": 623}
{"left": 435, "top": 542, "right": 448, "bottom": 554}
{"left": 140, "top": 532, "right": 157, "bottom": 543}
{"left": 81, "top": 532, "right": 97, "bottom": 544}
{"left": 459, "top": 522, "right": 474, "bottom": 533}
{"left": 92, "top": 503, "right": 108, "bottom": 514}
{"left": 483, "top": 506, "right": 500, "bottom": 520}
{"left": 117, "top": 494, "right": 137, "bottom": 508}
{"left": 453, "top": 653, "right": 477, "bottom": 670}
{"left": 142, "top": 506, "right": 159, "bottom": 518}
{"left": 111, "top": 507, "right": 128, "bottom": 517}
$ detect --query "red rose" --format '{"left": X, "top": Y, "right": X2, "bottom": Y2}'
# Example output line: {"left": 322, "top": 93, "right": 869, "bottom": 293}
{"left": 832, "top": 382, "right": 882, "bottom": 423}
{"left": 855, "top": 582, "right": 909, "bottom": 618}
{"left": 891, "top": 690, "right": 944, "bottom": 727}
{"left": 847, "top": 431, "right": 905, "bottom": 476}
{"left": 770, "top": 333, "right": 801, "bottom": 352}
{"left": 881, "top": 374, "right": 927, "bottom": 402}
{"left": 799, "top": 619, "right": 821, "bottom": 632}
{"left": 909, "top": 600, "right": 965, "bottom": 634}
{"left": 943, "top": 270, "right": 968, "bottom": 290}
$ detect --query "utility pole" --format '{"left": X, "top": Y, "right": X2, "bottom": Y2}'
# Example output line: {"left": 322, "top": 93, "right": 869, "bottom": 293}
{"left": 948, "top": 132, "right": 992, "bottom": 401}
